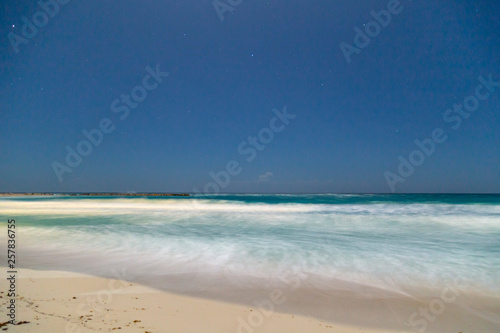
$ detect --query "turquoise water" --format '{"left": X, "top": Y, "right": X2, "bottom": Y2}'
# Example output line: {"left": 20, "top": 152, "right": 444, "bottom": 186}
{"left": 1, "top": 194, "right": 499, "bottom": 298}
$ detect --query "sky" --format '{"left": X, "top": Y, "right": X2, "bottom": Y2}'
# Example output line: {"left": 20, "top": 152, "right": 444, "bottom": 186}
{"left": 0, "top": 0, "right": 499, "bottom": 193}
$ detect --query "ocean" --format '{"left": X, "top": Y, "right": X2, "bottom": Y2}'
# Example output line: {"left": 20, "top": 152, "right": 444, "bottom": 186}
{"left": 1, "top": 194, "right": 499, "bottom": 330}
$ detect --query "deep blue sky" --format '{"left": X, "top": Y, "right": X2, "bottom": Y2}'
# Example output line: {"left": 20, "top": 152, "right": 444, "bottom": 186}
{"left": 1, "top": 0, "right": 499, "bottom": 193}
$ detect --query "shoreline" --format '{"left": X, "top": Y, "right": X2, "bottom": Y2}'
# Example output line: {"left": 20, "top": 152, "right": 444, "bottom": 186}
{"left": 0, "top": 267, "right": 406, "bottom": 333}
{"left": 2, "top": 196, "right": 499, "bottom": 332}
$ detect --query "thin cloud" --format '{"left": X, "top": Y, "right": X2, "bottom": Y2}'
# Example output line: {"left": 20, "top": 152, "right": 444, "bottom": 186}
{"left": 258, "top": 172, "right": 274, "bottom": 182}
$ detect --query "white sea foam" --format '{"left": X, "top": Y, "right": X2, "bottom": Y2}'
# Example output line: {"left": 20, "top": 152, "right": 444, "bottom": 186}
{"left": 1, "top": 197, "right": 499, "bottom": 298}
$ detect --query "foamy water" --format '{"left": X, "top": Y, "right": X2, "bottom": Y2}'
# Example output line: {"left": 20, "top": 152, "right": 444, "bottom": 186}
{"left": 1, "top": 194, "right": 499, "bottom": 296}
{"left": 2, "top": 194, "right": 500, "bottom": 330}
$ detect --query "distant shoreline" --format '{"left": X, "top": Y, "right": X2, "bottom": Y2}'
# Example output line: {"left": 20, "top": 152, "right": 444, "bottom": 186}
{"left": 0, "top": 193, "right": 190, "bottom": 197}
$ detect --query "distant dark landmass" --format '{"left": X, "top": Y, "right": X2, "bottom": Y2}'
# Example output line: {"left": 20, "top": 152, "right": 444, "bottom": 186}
{"left": 0, "top": 193, "right": 190, "bottom": 197}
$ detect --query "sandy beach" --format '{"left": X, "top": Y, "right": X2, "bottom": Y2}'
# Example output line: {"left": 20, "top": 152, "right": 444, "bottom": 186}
{"left": 1, "top": 268, "right": 411, "bottom": 333}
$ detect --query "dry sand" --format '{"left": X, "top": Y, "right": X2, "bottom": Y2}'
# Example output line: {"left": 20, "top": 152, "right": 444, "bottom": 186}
{"left": 0, "top": 268, "right": 412, "bottom": 333}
